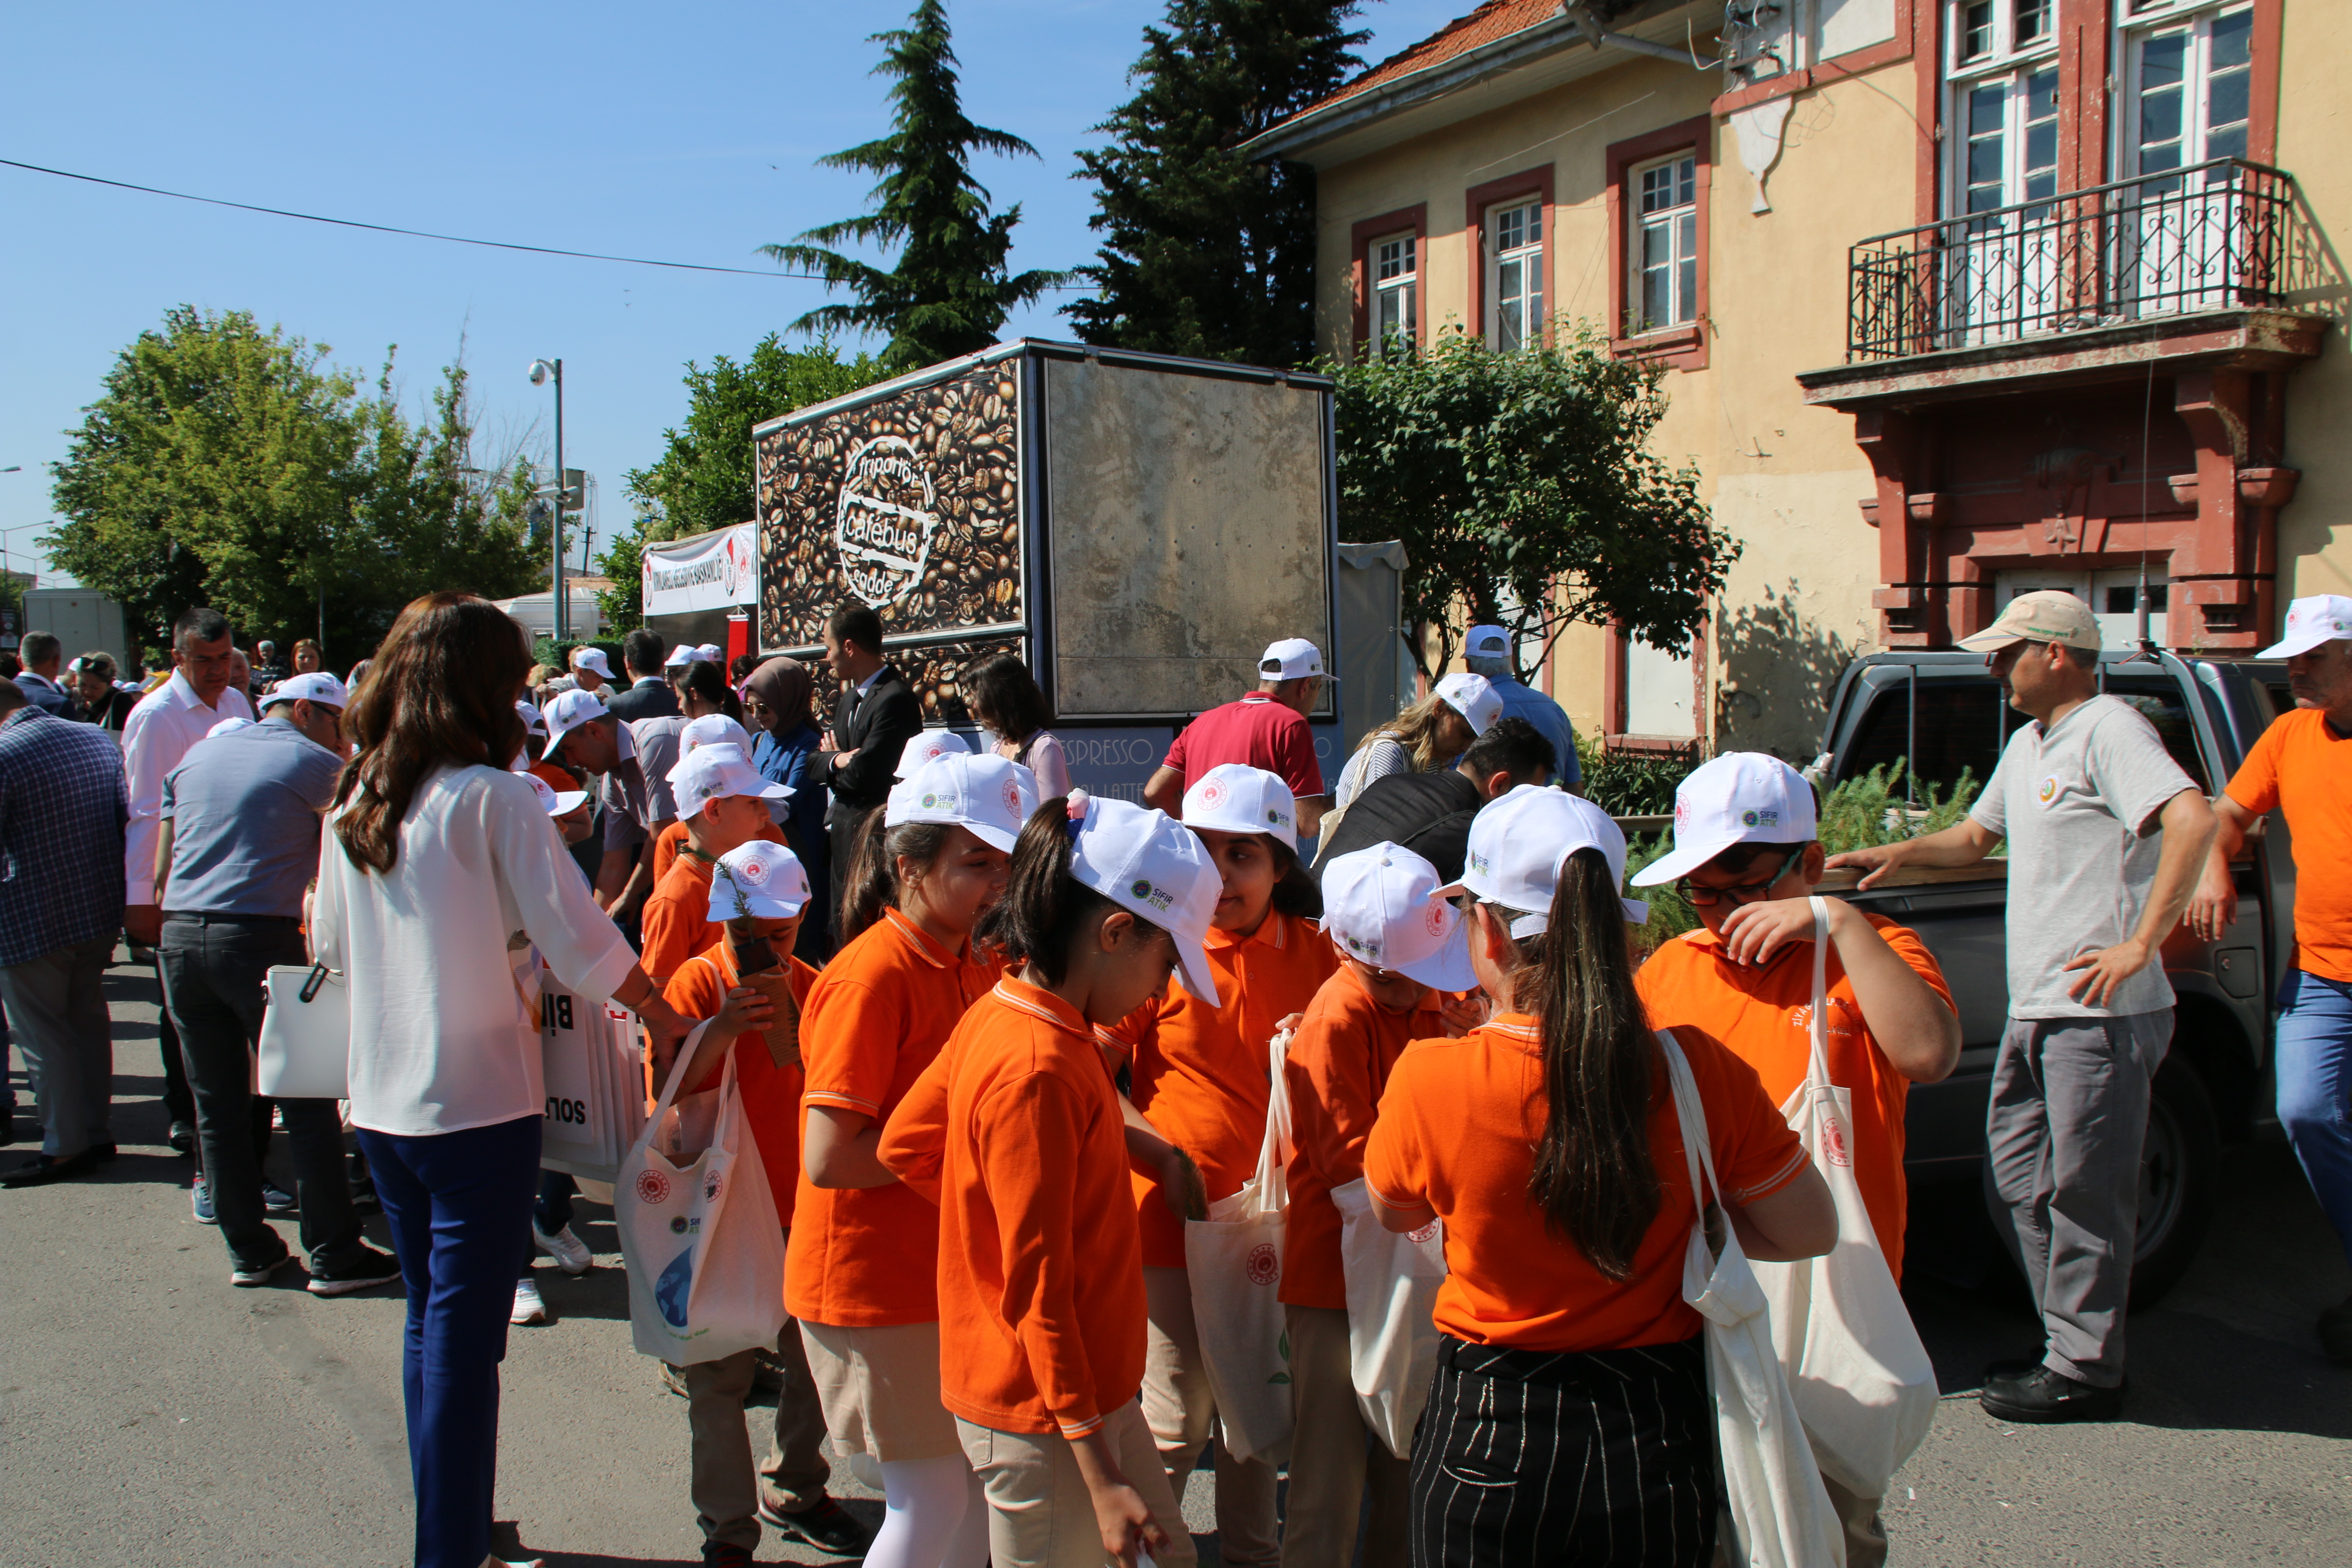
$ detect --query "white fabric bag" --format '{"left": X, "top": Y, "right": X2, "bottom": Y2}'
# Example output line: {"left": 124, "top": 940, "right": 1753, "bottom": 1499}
{"left": 1751, "top": 899, "right": 1938, "bottom": 1498}
{"left": 1331, "top": 1177, "right": 1445, "bottom": 1459}
{"left": 538, "top": 979, "right": 649, "bottom": 1186}
{"left": 1660, "top": 1029, "right": 1844, "bottom": 1568}
{"left": 1183, "top": 1027, "right": 1298, "bottom": 1465}
{"left": 613, "top": 1024, "right": 788, "bottom": 1366}
{"left": 257, "top": 964, "right": 350, "bottom": 1099}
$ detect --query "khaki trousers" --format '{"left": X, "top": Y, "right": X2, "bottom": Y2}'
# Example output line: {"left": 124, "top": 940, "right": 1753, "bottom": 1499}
{"left": 958, "top": 1402, "right": 1199, "bottom": 1568}
{"left": 1279, "top": 1306, "right": 1408, "bottom": 1568}
{"left": 1142, "top": 1265, "right": 1280, "bottom": 1568}
{"left": 683, "top": 1313, "right": 833, "bottom": 1548}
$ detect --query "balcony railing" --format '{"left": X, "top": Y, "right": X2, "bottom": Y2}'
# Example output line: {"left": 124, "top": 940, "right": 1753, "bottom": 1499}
{"left": 1846, "top": 159, "right": 2322, "bottom": 362}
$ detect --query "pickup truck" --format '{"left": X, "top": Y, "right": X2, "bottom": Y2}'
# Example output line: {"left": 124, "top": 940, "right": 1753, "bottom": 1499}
{"left": 1810, "top": 649, "right": 2293, "bottom": 1304}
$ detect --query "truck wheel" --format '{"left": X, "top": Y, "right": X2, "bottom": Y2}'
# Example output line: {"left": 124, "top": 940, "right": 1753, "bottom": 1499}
{"left": 2129, "top": 1053, "right": 2220, "bottom": 1310}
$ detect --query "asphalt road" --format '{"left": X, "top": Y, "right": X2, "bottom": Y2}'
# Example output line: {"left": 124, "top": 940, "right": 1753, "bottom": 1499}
{"left": 3, "top": 950, "right": 2348, "bottom": 1566}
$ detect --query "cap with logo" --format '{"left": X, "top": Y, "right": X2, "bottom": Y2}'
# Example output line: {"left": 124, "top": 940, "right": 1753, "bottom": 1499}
{"left": 886, "top": 752, "right": 1038, "bottom": 853}
{"left": 681, "top": 714, "right": 757, "bottom": 757}
{"left": 895, "top": 727, "right": 972, "bottom": 779}
{"left": 1067, "top": 794, "right": 1224, "bottom": 1006}
{"left": 1258, "top": 637, "right": 1335, "bottom": 682}
{"left": 570, "top": 647, "right": 616, "bottom": 680}
{"left": 1320, "top": 842, "right": 1479, "bottom": 992}
{"left": 707, "top": 839, "right": 812, "bottom": 922}
{"left": 264, "top": 671, "right": 349, "bottom": 710}
{"left": 1956, "top": 590, "right": 2103, "bottom": 652}
{"left": 694, "top": 643, "right": 724, "bottom": 665}
{"left": 523, "top": 770, "right": 589, "bottom": 818}
{"left": 1629, "top": 752, "right": 1819, "bottom": 887}
{"left": 1464, "top": 624, "right": 1512, "bottom": 661}
{"left": 2257, "top": 594, "right": 2352, "bottom": 660}
{"left": 540, "top": 687, "right": 611, "bottom": 756}
{"left": 1182, "top": 762, "right": 1300, "bottom": 853}
{"left": 1433, "top": 672, "right": 1502, "bottom": 735}
{"left": 664, "top": 643, "right": 695, "bottom": 669}
{"left": 1441, "top": 784, "right": 1648, "bottom": 935}
{"left": 669, "top": 743, "right": 791, "bottom": 819}
{"left": 515, "top": 698, "right": 547, "bottom": 736}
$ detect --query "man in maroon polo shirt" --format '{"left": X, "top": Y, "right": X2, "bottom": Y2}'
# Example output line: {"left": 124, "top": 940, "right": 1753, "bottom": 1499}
{"left": 1144, "top": 637, "right": 1333, "bottom": 837}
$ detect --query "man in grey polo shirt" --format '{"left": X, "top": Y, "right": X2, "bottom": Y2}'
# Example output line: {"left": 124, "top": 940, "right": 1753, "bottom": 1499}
{"left": 541, "top": 686, "right": 681, "bottom": 930}
{"left": 156, "top": 673, "right": 398, "bottom": 1293}
{"left": 1831, "top": 590, "right": 2214, "bottom": 1423}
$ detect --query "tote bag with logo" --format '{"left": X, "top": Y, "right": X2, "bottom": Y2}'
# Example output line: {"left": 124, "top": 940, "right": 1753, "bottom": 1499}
{"left": 1183, "top": 1026, "right": 1298, "bottom": 1465}
{"left": 1331, "top": 1177, "right": 1445, "bottom": 1460}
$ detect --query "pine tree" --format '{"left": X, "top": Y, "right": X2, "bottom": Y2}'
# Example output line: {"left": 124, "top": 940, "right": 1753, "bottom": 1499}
{"left": 1067, "top": 0, "right": 1366, "bottom": 368}
{"left": 763, "top": 0, "right": 1068, "bottom": 371}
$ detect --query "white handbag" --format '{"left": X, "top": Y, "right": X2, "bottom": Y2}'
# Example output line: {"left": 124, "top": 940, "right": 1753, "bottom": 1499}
{"left": 1751, "top": 898, "right": 1938, "bottom": 1499}
{"left": 257, "top": 963, "right": 350, "bottom": 1099}
{"left": 1660, "top": 1028, "right": 1845, "bottom": 1568}
{"left": 1183, "top": 1026, "right": 1298, "bottom": 1466}
{"left": 1331, "top": 1177, "right": 1445, "bottom": 1460}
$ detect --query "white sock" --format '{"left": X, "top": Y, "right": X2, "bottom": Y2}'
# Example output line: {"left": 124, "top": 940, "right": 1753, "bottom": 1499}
{"left": 869, "top": 1453, "right": 983, "bottom": 1568}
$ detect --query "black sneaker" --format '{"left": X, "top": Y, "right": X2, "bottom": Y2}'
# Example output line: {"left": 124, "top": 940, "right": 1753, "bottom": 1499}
{"left": 231, "top": 1248, "right": 295, "bottom": 1287}
{"left": 760, "top": 1495, "right": 872, "bottom": 1558}
{"left": 701, "top": 1544, "right": 755, "bottom": 1568}
{"left": 168, "top": 1120, "right": 196, "bottom": 1155}
{"left": 1979, "top": 1365, "right": 2125, "bottom": 1423}
{"left": 307, "top": 1244, "right": 403, "bottom": 1297}
{"left": 262, "top": 1180, "right": 299, "bottom": 1215}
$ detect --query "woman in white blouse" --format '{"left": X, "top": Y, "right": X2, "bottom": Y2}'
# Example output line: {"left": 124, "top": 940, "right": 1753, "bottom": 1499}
{"left": 311, "top": 593, "right": 690, "bottom": 1568}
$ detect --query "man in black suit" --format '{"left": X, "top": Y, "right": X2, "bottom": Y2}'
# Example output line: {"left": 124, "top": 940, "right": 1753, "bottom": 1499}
{"left": 815, "top": 603, "right": 922, "bottom": 934}
{"left": 603, "top": 628, "right": 681, "bottom": 724}
{"left": 1314, "top": 717, "right": 1555, "bottom": 884}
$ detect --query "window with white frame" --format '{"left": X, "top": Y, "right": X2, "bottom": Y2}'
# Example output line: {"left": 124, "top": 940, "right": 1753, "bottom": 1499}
{"left": 1944, "top": 0, "right": 2061, "bottom": 220}
{"left": 1485, "top": 200, "right": 1544, "bottom": 352}
{"left": 2120, "top": 2, "right": 2253, "bottom": 186}
{"left": 1631, "top": 154, "right": 1699, "bottom": 334}
{"left": 1369, "top": 233, "right": 1417, "bottom": 360}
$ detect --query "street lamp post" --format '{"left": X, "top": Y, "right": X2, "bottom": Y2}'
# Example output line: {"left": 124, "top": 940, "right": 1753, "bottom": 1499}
{"left": 529, "top": 359, "right": 565, "bottom": 642}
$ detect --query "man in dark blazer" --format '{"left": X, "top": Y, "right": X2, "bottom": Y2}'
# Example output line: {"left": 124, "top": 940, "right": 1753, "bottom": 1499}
{"left": 815, "top": 603, "right": 921, "bottom": 934}
{"left": 603, "top": 628, "right": 681, "bottom": 724}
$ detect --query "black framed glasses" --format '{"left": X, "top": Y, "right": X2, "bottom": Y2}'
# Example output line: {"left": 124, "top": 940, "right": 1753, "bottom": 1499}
{"left": 1678, "top": 850, "right": 1793, "bottom": 907}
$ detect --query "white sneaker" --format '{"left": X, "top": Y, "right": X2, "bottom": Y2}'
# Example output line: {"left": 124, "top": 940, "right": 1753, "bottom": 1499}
{"left": 510, "top": 1277, "right": 547, "bottom": 1326}
{"left": 533, "top": 1223, "right": 592, "bottom": 1275}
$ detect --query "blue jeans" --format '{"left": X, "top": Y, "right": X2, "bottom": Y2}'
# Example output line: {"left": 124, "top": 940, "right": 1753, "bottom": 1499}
{"left": 2276, "top": 968, "right": 2352, "bottom": 1264}
{"left": 358, "top": 1115, "right": 542, "bottom": 1568}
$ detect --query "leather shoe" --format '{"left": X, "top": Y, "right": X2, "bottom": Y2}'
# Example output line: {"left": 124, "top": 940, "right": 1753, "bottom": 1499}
{"left": 168, "top": 1120, "right": 196, "bottom": 1155}
{"left": 1979, "top": 1364, "right": 2125, "bottom": 1423}
{"left": 0, "top": 1148, "right": 105, "bottom": 1188}
{"left": 760, "top": 1494, "right": 873, "bottom": 1557}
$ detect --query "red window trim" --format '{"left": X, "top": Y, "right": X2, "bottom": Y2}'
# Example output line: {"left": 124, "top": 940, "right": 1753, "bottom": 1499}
{"left": 1463, "top": 166, "right": 1555, "bottom": 351}
{"left": 1709, "top": 6, "right": 1917, "bottom": 117}
{"left": 1349, "top": 205, "right": 1429, "bottom": 361}
{"left": 1605, "top": 117, "right": 1713, "bottom": 371}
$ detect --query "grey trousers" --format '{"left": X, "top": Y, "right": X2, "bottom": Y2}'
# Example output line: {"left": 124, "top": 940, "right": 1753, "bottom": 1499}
{"left": 1985, "top": 1009, "right": 2171, "bottom": 1388}
{"left": 0, "top": 937, "right": 116, "bottom": 1158}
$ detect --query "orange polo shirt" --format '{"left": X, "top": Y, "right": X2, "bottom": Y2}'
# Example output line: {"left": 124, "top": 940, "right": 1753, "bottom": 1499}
{"left": 1280, "top": 964, "right": 1449, "bottom": 1311}
{"left": 651, "top": 816, "right": 790, "bottom": 886}
{"left": 786, "top": 906, "right": 990, "bottom": 1327}
{"left": 1101, "top": 908, "right": 1340, "bottom": 1268}
{"left": 665, "top": 941, "right": 819, "bottom": 1228}
{"left": 1635, "top": 914, "right": 1952, "bottom": 1282}
{"left": 879, "top": 977, "right": 1148, "bottom": 1440}
{"left": 2227, "top": 705, "right": 2352, "bottom": 983}
{"left": 1364, "top": 1015, "right": 1805, "bottom": 1352}
{"left": 640, "top": 855, "right": 717, "bottom": 990}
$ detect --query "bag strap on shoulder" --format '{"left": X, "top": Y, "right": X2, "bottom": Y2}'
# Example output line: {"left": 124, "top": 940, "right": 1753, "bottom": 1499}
{"left": 1807, "top": 895, "right": 1831, "bottom": 1088}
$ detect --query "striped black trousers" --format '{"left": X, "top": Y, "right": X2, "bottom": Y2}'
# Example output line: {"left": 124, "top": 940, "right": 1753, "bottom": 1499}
{"left": 1410, "top": 1335, "right": 1716, "bottom": 1568}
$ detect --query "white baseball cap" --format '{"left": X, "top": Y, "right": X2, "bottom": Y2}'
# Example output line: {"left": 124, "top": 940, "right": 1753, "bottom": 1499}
{"left": 1433, "top": 672, "right": 1502, "bottom": 735}
{"left": 2259, "top": 594, "right": 2352, "bottom": 659}
{"left": 1320, "top": 842, "right": 1479, "bottom": 992}
{"left": 540, "top": 687, "right": 610, "bottom": 756}
{"left": 1630, "top": 753, "right": 1819, "bottom": 887}
{"left": 681, "top": 714, "right": 756, "bottom": 756}
{"left": 206, "top": 716, "right": 254, "bottom": 738}
{"left": 570, "top": 646, "right": 615, "bottom": 679}
{"left": 1183, "top": 763, "right": 1299, "bottom": 853}
{"left": 523, "top": 769, "right": 589, "bottom": 818}
{"left": 707, "top": 839, "right": 812, "bottom": 922}
{"left": 886, "top": 752, "right": 1038, "bottom": 853}
{"left": 1442, "top": 784, "right": 1648, "bottom": 935}
{"left": 1465, "top": 624, "right": 1511, "bottom": 660}
{"left": 695, "top": 643, "right": 724, "bottom": 664}
{"left": 1259, "top": 637, "right": 1335, "bottom": 682}
{"left": 264, "top": 671, "right": 349, "bottom": 710}
{"left": 1066, "top": 793, "right": 1224, "bottom": 1006}
{"left": 514, "top": 698, "right": 547, "bottom": 736}
{"left": 664, "top": 643, "right": 695, "bottom": 668}
{"left": 895, "top": 727, "right": 971, "bottom": 779}
{"left": 669, "top": 742, "right": 791, "bottom": 819}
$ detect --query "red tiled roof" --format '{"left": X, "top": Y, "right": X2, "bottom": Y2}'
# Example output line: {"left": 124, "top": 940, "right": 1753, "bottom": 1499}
{"left": 1295, "top": 0, "right": 1563, "bottom": 120}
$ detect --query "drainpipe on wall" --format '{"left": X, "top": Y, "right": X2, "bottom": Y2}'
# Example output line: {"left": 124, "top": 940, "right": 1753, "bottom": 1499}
{"left": 1554, "top": 3, "right": 1718, "bottom": 67}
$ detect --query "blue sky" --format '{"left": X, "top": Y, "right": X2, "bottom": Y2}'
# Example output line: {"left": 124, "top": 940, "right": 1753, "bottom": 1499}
{"left": 1, "top": 0, "right": 1471, "bottom": 588}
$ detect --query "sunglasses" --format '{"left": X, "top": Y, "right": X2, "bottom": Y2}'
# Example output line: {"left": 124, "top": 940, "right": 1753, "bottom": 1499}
{"left": 1678, "top": 850, "right": 1793, "bottom": 907}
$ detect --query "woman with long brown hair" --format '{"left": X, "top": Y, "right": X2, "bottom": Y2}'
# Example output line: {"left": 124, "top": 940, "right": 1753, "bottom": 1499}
{"left": 309, "top": 592, "right": 692, "bottom": 1568}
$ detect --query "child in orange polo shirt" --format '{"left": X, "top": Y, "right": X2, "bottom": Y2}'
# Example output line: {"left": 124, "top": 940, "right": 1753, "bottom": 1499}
{"left": 1097, "top": 762, "right": 1336, "bottom": 1566}
{"left": 878, "top": 791, "right": 1226, "bottom": 1568}
{"left": 639, "top": 742, "right": 791, "bottom": 987}
{"left": 1630, "top": 753, "right": 1959, "bottom": 1568}
{"left": 1277, "top": 843, "right": 1473, "bottom": 1568}
{"left": 659, "top": 841, "right": 870, "bottom": 1565}
{"left": 650, "top": 715, "right": 792, "bottom": 884}
{"left": 787, "top": 752, "right": 1035, "bottom": 1568}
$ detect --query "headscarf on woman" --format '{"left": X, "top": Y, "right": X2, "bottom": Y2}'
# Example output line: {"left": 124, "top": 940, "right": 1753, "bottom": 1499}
{"left": 741, "top": 655, "right": 814, "bottom": 737}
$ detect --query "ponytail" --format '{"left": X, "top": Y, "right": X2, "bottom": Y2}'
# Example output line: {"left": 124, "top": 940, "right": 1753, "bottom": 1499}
{"left": 977, "top": 797, "right": 1130, "bottom": 985}
{"left": 1513, "top": 848, "right": 1661, "bottom": 1281}
{"left": 837, "top": 805, "right": 950, "bottom": 944}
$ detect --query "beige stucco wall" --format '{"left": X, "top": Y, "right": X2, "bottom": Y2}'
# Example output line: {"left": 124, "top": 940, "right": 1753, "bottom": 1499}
{"left": 2271, "top": 0, "right": 2350, "bottom": 599}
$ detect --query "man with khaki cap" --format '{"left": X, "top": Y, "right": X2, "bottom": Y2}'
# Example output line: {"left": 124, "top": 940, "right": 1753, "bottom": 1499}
{"left": 1829, "top": 590, "right": 2214, "bottom": 1422}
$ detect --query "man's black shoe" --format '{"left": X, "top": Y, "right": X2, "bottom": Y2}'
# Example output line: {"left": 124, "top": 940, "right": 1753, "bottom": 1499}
{"left": 90, "top": 1142, "right": 117, "bottom": 1162}
{"left": 760, "top": 1495, "right": 872, "bottom": 1557}
{"left": 2317, "top": 1293, "right": 2352, "bottom": 1363}
{"left": 1979, "top": 1354, "right": 2043, "bottom": 1390}
{"left": 168, "top": 1120, "right": 196, "bottom": 1155}
{"left": 1979, "top": 1365, "right": 2125, "bottom": 1423}
{"left": 701, "top": 1544, "right": 755, "bottom": 1568}
{"left": 0, "top": 1148, "right": 104, "bottom": 1188}
{"left": 307, "top": 1243, "right": 404, "bottom": 1297}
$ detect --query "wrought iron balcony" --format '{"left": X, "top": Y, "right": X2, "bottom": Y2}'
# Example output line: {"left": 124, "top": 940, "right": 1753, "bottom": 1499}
{"left": 1846, "top": 159, "right": 2325, "bottom": 362}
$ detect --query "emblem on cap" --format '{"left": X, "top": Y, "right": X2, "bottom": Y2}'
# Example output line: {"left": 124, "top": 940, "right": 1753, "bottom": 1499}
{"left": 1003, "top": 778, "right": 1023, "bottom": 816}
{"left": 1199, "top": 781, "right": 1228, "bottom": 808}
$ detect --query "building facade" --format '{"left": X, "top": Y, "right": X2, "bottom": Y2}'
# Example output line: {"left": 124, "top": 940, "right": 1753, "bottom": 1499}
{"left": 1250, "top": 0, "right": 2343, "bottom": 760}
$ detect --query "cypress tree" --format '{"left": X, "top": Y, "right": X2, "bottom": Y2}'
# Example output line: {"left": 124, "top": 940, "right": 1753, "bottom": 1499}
{"left": 1066, "top": 0, "right": 1366, "bottom": 369}
{"left": 764, "top": 0, "right": 1068, "bottom": 371}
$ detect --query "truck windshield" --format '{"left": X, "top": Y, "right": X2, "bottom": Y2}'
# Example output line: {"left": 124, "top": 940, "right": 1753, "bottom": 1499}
{"left": 1838, "top": 678, "right": 2005, "bottom": 798}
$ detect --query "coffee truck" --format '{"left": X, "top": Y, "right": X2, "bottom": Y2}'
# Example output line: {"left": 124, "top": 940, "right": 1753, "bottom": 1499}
{"left": 753, "top": 339, "right": 1400, "bottom": 804}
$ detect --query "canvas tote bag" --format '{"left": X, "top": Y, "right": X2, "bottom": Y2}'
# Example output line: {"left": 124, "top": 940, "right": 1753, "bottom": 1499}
{"left": 257, "top": 964, "right": 349, "bottom": 1099}
{"left": 1331, "top": 1177, "right": 1445, "bottom": 1460}
{"left": 1183, "top": 1026, "right": 1299, "bottom": 1464}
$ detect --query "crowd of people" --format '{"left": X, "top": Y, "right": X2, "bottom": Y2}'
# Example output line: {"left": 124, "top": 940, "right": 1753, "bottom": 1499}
{"left": 3, "top": 581, "right": 2348, "bottom": 1568}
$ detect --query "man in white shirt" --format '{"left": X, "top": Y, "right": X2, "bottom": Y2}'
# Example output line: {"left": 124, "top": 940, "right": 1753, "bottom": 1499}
{"left": 570, "top": 646, "right": 615, "bottom": 698}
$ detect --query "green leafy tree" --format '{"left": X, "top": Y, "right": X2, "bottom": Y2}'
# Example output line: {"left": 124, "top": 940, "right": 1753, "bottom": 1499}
{"left": 762, "top": 0, "right": 1069, "bottom": 371}
{"left": 1328, "top": 328, "right": 1741, "bottom": 683}
{"left": 1067, "top": 0, "right": 1366, "bottom": 367}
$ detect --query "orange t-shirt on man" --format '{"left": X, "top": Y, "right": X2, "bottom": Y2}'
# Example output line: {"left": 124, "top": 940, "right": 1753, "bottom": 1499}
{"left": 2225, "top": 704, "right": 2352, "bottom": 983}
